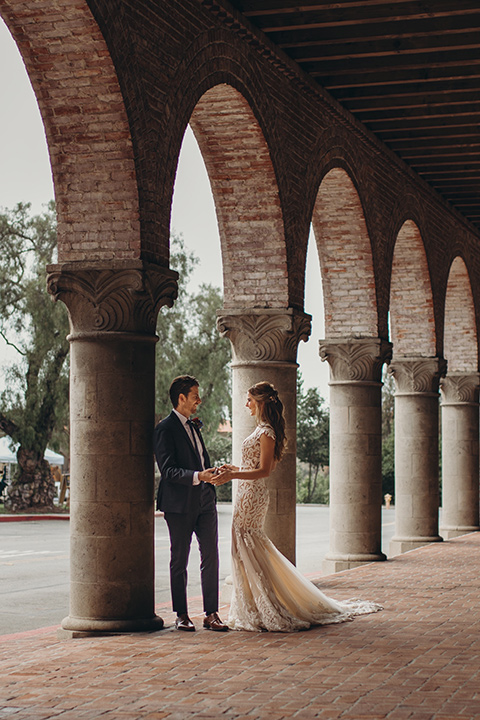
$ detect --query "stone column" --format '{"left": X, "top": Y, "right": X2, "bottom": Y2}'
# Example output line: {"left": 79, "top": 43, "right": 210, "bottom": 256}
{"left": 319, "top": 338, "right": 392, "bottom": 573}
{"left": 440, "top": 373, "right": 480, "bottom": 539}
{"left": 388, "top": 357, "right": 447, "bottom": 556}
{"left": 47, "top": 260, "right": 177, "bottom": 635}
{"left": 217, "top": 308, "right": 311, "bottom": 564}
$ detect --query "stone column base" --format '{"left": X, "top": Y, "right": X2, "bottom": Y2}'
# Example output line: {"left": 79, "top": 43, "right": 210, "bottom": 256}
{"left": 440, "top": 526, "right": 480, "bottom": 540}
{"left": 58, "top": 614, "right": 165, "bottom": 639}
{"left": 323, "top": 552, "right": 386, "bottom": 575}
{"left": 389, "top": 536, "right": 443, "bottom": 557}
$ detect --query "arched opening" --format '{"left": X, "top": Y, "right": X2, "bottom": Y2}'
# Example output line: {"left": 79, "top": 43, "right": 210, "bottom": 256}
{"left": 389, "top": 219, "right": 435, "bottom": 357}
{"left": 0, "top": 3, "right": 165, "bottom": 635}
{"left": 311, "top": 167, "right": 388, "bottom": 573}
{"left": 163, "top": 84, "right": 302, "bottom": 566}
{"left": 188, "top": 84, "right": 288, "bottom": 310}
{"left": 312, "top": 167, "right": 378, "bottom": 338}
{"left": 440, "top": 256, "right": 480, "bottom": 540}
{"left": 388, "top": 220, "right": 442, "bottom": 558}
{"left": 444, "top": 257, "right": 478, "bottom": 371}
{"left": 0, "top": 1, "right": 140, "bottom": 262}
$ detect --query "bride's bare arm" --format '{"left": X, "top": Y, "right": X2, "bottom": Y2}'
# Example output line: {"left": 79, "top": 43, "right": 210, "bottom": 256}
{"left": 212, "top": 434, "right": 275, "bottom": 485}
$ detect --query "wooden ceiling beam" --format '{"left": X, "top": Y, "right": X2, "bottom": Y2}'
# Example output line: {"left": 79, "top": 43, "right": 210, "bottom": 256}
{"left": 307, "top": 53, "right": 480, "bottom": 84}
{"left": 415, "top": 168, "right": 480, "bottom": 177}
{"left": 401, "top": 148, "right": 480, "bottom": 160}
{"left": 268, "top": 14, "right": 480, "bottom": 48}
{"left": 239, "top": 0, "right": 480, "bottom": 30}
{"left": 430, "top": 180, "right": 480, "bottom": 188}
{"left": 368, "top": 116, "right": 480, "bottom": 132}
{"left": 334, "top": 76, "right": 480, "bottom": 100}
{"left": 344, "top": 91, "right": 480, "bottom": 113}
{"left": 379, "top": 126, "right": 480, "bottom": 141}
{"left": 408, "top": 158, "right": 480, "bottom": 168}
{"left": 294, "top": 41, "right": 480, "bottom": 65}
{"left": 388, "top": 137, "right": 480, "bottom": 149}
{"left": 356, "top": 104, "right": 480, "bottom": 122}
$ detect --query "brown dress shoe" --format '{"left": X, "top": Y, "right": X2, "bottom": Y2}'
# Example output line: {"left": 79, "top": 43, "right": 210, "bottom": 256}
{"left": 203, "top": 612, "right": 229, "bottom": 632}
{"left": 175, "top": 613, "right": 195, "bottom": 632}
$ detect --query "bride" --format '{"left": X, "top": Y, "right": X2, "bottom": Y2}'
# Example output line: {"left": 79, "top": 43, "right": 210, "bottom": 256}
{"left": 214, "top": 381, "right": 382, "bottom": 632}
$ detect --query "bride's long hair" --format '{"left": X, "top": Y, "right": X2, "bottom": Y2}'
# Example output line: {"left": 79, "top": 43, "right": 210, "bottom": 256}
{"left": 248, "top": 381, "right": 287, "bottom": 461}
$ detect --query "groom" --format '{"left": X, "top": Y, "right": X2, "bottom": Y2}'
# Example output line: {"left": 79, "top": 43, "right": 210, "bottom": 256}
{"left": 154, "top": 375, "right": 228, "bottom": 632}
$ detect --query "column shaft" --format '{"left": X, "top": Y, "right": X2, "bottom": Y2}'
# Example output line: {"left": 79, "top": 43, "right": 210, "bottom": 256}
{"left": 320, "top": 338, "right": 391, "bottom": 573}
{"left": 440, "top": 373, "right": 480, "bottom": 539}
{"left": 48, "top": 261, "right": 177, "bottom": 635}
{"left": 389, "top": 357, "right": 446, "bottom": 556}
{"left": 218, "top": 308, "right": 311, "bottom": 564}
{"left": 67, "top": 332, "right": 161, "bottom": 632}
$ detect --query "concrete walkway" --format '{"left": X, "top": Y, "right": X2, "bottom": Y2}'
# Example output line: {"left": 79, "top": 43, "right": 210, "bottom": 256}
{"left": 1, "top": 533, "right": 479, "bottom": 720}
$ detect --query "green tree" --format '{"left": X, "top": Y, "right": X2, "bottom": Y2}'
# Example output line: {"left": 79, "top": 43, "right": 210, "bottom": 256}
{"left": 296, "top": 376, "right": 330, "bottom": 503}
{"left": 0, "top": 202, "right": 69, "bottom": 511}
{"left": 155, "top": 233, "right": 232, "bottom": 497}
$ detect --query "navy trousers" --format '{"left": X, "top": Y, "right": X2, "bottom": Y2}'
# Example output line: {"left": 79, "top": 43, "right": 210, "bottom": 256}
{"left": 164, "top": 486, "right": 219, "bottom": 615}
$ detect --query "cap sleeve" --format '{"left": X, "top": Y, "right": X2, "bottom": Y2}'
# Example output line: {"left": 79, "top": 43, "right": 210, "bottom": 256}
{"left": 258, "top": 424, "right": 276, "bottom": 441}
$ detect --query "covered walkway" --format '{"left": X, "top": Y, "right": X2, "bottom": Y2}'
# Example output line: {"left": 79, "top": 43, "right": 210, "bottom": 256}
{"left": 1, "top": 532, "right": 479, "bottom": 720}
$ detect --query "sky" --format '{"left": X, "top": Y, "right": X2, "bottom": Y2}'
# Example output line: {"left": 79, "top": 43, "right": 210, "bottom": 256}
{"left": 0, "top": 17, "right": 330, "bottom": 399}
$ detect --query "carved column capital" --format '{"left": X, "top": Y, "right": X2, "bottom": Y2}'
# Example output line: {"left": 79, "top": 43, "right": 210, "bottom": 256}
{"left": 216, "top": 308, "right": 311, "bottom": 364}
{"left": 47, "top": 261, "right": 178, "bottom": 336}
{"left": 388, "top": 357, "right": 447, "bottom": 395}
{"left": 318, "top": 337, "right": 392, "bottom": 383}
{"left": 440, "top": 372, "right": 480, "bottom": 405}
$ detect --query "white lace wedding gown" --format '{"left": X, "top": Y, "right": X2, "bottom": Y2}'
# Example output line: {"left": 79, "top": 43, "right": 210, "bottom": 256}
{"left": 228, "top": 423, "right": 383, "bottom": 632}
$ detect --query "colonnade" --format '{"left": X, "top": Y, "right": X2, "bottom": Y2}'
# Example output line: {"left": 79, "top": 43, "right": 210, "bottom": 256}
{"left": 321, "top": 346, "right": 480, "bottom": 572}
{"left": 46, "top": 261, "right": 479, "bottom": 635}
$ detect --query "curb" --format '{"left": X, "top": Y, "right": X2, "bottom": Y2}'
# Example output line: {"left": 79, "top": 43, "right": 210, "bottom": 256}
{"left": 0, "top": 514, "right": 70, "bottom": 522}
{"left": 0, "top": 511, "right": 167, "bottom": 522}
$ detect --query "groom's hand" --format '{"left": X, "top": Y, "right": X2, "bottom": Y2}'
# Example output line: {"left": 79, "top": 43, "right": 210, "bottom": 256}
{"left": 210, "top": 468, "right": 232, "bottom": 486}
{"left": 199, "top": 468, "right": 217, "bottom": 483}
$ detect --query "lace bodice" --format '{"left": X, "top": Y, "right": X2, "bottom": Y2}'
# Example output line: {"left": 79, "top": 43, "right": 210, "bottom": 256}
{"left": 240, "top": 423, "right": 275, "bottom": 472}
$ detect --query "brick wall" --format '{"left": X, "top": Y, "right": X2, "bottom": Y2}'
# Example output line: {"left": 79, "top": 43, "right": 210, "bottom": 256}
{"left": 190, "top": 85, "right": 288, "bottom": 309}
{"left": 390, "top": 220, "right": 436, "bottom": 357}
{"left": 1, "top": 0, "right": 480, "bottom": 362}
{"left": 312, "top": 168, "right": 378, "bottom": 338}
{"left": 444, "top": 257, "right": 478, "bottom": 372}
{"left": 0, "top": 0, "right": 140, "bottom": 262}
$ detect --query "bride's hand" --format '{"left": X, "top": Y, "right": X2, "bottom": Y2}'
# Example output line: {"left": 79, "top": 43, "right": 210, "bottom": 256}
{"left": 212, "top": 468, "right": 233, "bottom": 485}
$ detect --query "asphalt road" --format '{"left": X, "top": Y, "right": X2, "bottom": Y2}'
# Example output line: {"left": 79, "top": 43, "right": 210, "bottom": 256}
{"left": 0, "top": 505, "right": 396, "bottom": 636}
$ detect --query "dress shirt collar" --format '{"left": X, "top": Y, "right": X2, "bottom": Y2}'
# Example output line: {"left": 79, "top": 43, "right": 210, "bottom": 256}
{"left": 173, "top": 408, "right": 190, "bottom": 427}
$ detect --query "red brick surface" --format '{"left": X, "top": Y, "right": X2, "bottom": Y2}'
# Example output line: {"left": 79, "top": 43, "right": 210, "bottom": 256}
{"left": 444, "top": 259, "right": 478, "bottom": 372}
{"left": 0, "top": 0, "right": 141, "bottom": 263}
{"left": 2, "top": 0, "right": 480, "bottom": 342}
{"left": 1, "top": 533, "right": 480, "bottom": 719}
{"left": 390, "top": 220, "right": 436, "bottom": 357}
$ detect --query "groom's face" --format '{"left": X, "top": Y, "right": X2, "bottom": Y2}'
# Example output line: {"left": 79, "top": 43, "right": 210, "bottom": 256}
{"left": 180, "top": 386, "right": 202, "bottom": 418}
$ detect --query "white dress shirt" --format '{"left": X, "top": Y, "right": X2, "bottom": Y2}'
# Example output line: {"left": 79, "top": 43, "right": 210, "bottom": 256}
{"left": 173, "top": 408, "right": 204, "bottom": 484}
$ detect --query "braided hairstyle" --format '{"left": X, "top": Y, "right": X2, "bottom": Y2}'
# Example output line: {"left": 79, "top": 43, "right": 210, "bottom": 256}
{"left": 248, "top": 381, "right": 287, "bottom": 461}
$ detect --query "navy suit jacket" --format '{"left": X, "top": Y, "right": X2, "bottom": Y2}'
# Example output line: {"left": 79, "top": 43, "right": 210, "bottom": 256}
{"left": 154, "top": 411, "right": 215, "bottom": 514}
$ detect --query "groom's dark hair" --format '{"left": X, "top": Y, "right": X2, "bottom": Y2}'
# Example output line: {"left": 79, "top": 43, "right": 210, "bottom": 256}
{"left": 169, "top": 375, "right": 199, "bottom": 408}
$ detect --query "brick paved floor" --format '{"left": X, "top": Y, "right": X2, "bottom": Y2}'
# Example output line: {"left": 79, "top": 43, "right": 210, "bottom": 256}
{"left": 1, "top": 533, "right": 480, "bottom": 720}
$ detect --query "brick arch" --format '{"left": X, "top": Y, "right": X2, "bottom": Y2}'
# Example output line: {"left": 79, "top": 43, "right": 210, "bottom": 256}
{"left": 174, "top": 82, "right": 288, "bottom": 309}
{"left": 311, "top": 167, "right": 378, "bottom": 337}
{"left": 390, "top": 220, "right": 436, "bottom": 357}
{"left": 0, "top": 1, "right": 140, "bottom": 262}
{"left": 444, "top": 257, "right": 478, "bottom": 372}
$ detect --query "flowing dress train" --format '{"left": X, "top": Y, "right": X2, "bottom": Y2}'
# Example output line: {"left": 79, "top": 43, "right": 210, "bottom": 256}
{"left": 228, "top": 423, "right": 383, "bottom": 632}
